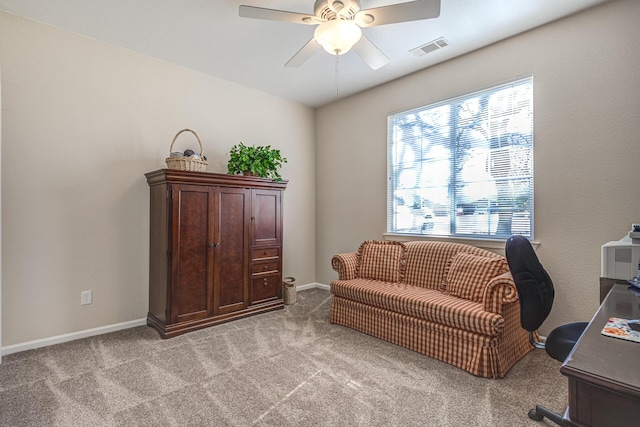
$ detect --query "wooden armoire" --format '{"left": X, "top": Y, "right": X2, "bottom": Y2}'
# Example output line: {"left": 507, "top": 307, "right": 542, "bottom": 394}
{"left": 145, "top": 169, "right": 286, "bottom": 338}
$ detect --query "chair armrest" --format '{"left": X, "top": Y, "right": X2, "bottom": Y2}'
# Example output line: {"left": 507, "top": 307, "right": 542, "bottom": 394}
{"left": 331, "top": 252, "right": 358, "bottom": 280}
{"left": 482, "top": 271, "right": 519, "bottom": 314}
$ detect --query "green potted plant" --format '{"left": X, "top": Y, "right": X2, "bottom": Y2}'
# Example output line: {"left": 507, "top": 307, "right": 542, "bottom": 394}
{"left": 227, "top": 142, "right": 287, "bottom": 181}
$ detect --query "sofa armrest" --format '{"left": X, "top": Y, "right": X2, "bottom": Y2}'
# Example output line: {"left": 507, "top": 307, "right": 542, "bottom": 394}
{"left": 331, "top": 252, "right": 358, "bottom": 280}
{"left": 482, "top": 271, "right": 519, "bottom": 314}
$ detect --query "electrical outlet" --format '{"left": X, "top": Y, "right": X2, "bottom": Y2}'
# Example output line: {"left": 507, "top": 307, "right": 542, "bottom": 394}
{"left": 81, "top": 290, "right": 92, "bottom": 305}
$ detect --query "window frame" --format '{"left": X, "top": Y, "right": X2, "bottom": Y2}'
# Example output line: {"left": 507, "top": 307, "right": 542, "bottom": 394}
{"left": 386, "top": 76, "right": 534, "bottom": 241}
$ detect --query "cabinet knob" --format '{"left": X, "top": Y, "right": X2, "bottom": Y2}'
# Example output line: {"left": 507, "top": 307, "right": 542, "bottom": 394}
{"left": 263, "top": 265, "right": 269, "bottom": 271}
{"left": 208, "top": 243, "right": 220, "bottom": 248}
{"left": 263, "top": 278, "right": 268, "bottom": 287}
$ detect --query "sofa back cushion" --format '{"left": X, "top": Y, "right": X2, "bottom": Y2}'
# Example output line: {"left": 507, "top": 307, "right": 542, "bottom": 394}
{"left": 443, "top": 252, "right": 509, "bottom": 302}
{"left": 403, "top": 241, "right": 503, "bottom": 289}
{"left": 356, "top": 240, "right": 407, "bottom": 283}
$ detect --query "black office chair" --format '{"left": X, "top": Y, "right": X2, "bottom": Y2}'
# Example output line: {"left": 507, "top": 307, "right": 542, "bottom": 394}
{"left": 505, "top": 235, "right": 589, "bottom": 426}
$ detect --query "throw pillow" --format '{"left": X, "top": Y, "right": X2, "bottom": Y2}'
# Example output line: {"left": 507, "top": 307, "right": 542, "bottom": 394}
{"left": 444, "top": 252, "right": 508, "bottom": 303}
{"left": 356, "top": 240, "right": 407, "bottom": 283}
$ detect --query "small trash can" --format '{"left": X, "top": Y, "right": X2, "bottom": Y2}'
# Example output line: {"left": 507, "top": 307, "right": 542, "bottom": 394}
{"left": 283, "top": 277, "right": 296, "bottom": 305}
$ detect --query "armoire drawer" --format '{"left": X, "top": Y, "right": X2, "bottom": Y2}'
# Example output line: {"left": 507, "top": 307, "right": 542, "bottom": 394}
{"left": 251, "top": 261, "right": 279, "bottom": 275}
{"left": 252, "top": 247, "right": 279, "bottom": 261}
{"left": 251, "top": 274, "right": 280, "bottom": 304}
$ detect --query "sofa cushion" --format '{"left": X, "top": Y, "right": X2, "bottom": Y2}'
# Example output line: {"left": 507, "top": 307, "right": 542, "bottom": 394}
{"left": 331, "top": 278, "right": 504, "bottom": 337}
{"left": 443, "top": 252, "right": 509, "bottom": 303}
{"left": 403, "top": 241, "right": 504, "bottom": 290}
{"left": 356, "top": 240, "right": 406, "bottom": 283}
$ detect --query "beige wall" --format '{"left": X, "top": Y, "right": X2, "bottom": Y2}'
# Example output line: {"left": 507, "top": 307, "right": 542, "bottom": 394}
{"left": 316, "top": 0, "right": 640, "bottom": 333}
{"left": 0, "top": 12, "right": 316, "bottom": 346}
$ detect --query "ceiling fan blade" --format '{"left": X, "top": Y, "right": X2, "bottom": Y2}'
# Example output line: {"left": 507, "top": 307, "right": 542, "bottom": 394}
{"left": 356, "top": 0, "right": 441, "bottom": 27}
{"left": 239, "top": 5, "right": 319, "bottom": 25}
{"left": 285, "top": 38, "right": 322, "bottom": 68}
{"left": 352, "top": 35, "right": 390, "bottom": 70}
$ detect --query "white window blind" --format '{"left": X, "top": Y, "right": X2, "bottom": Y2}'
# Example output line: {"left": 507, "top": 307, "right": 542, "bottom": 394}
{"left": 387, "top": 77, "right": 534, "bottom": 239}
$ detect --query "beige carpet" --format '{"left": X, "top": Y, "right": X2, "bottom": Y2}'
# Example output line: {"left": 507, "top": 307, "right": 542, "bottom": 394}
{"left": 0, "top": 288, "right": 566, "bottom": 426}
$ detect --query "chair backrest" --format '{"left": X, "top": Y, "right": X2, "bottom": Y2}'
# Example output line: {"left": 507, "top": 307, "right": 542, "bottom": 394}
{"left": 505, "top": 235, "right": 554, "bottom": 332}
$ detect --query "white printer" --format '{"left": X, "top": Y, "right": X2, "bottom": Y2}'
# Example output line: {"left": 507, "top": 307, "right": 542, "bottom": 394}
{"left": 601, "top": 224, "right": 640, "bottom": 280}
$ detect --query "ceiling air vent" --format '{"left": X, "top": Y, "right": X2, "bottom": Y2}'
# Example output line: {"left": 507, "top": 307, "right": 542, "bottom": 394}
{"left": 410, "top": 37, "right": 449, "bottom": 57}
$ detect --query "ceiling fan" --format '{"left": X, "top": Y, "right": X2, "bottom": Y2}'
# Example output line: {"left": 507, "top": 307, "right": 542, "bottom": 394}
{"left": 239, "top": 0, "right": 441, "bottom": 70}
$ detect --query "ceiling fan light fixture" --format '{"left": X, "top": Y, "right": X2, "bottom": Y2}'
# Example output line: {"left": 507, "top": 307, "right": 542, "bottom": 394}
{"left": 314, "top": 19, "right": 362, "bottom": 55}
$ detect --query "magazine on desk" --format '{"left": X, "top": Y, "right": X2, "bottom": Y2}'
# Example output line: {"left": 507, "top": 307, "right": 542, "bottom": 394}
{"left": 601, "top": 317, "right": 640, "bottom": 343}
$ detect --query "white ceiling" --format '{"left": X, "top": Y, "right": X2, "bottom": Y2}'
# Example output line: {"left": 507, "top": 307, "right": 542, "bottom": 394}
{"left": 0, "top": 0, "right": 608, "bottom": 108}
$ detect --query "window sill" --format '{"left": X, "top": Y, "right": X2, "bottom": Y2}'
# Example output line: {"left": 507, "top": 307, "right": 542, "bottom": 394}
{"left": 383, "top": 233, "right": 539, "bottom": 253}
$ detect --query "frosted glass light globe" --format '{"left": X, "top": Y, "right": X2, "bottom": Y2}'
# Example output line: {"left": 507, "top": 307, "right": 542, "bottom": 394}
{"left": 314, "top": 20, "right": 362, "bottom": 55}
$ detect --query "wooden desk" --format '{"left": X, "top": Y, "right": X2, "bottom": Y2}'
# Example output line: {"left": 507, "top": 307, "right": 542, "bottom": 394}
{"left": 561, "top": 284, "right": 640, "bottom": 427}
{"left": 599, "top": 277, "right": 630, "bottom": 303}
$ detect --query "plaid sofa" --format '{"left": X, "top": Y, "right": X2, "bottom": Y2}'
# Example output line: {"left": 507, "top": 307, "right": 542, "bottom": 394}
{"left": 329, "top": 240, "right": 533, "bottom": 379}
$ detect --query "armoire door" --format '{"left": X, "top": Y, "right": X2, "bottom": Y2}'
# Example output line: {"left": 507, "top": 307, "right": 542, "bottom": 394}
{"left": 170, "top": 184, "right": 215, "bottom": 324}
{"left": 214, "top": 187, "right": 250, "bottom": 314}
{"left": 251, "top": 189, "right": 282, "bottom": 246}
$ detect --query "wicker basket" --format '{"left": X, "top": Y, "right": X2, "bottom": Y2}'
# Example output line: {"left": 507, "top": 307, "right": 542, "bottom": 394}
{"left": 283, "top": 277, "right": 297, "bottom": 305}
{"left": 165, "top": 129, "right": 208, "bottom": 172}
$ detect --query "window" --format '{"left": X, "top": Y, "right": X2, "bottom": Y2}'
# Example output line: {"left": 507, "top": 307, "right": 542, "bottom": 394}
{"left": 387, "top": 77, "right": 533, "bottom": 239}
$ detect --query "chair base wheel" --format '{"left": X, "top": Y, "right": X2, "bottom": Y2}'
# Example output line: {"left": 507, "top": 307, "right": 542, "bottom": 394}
{"left": 528, "top": 405, "right": 568, "bottom": 426}
{"left": 528, "top": 408, "right": 544, "bottom": 421}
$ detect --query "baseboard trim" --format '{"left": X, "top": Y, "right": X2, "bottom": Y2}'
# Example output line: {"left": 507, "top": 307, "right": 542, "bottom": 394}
{"left": 1, "top": 318, "right": 147, "bottom": 356}
{"left": 1, "top": 283, "right": 331, "bottom": 358}
{"left": 298, "top": 282, "right": 330, "bottom": 291}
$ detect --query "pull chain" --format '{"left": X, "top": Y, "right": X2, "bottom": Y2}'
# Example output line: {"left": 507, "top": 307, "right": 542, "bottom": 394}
{"left": 335, "top": 52, "right": 339, "bottom": 97}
